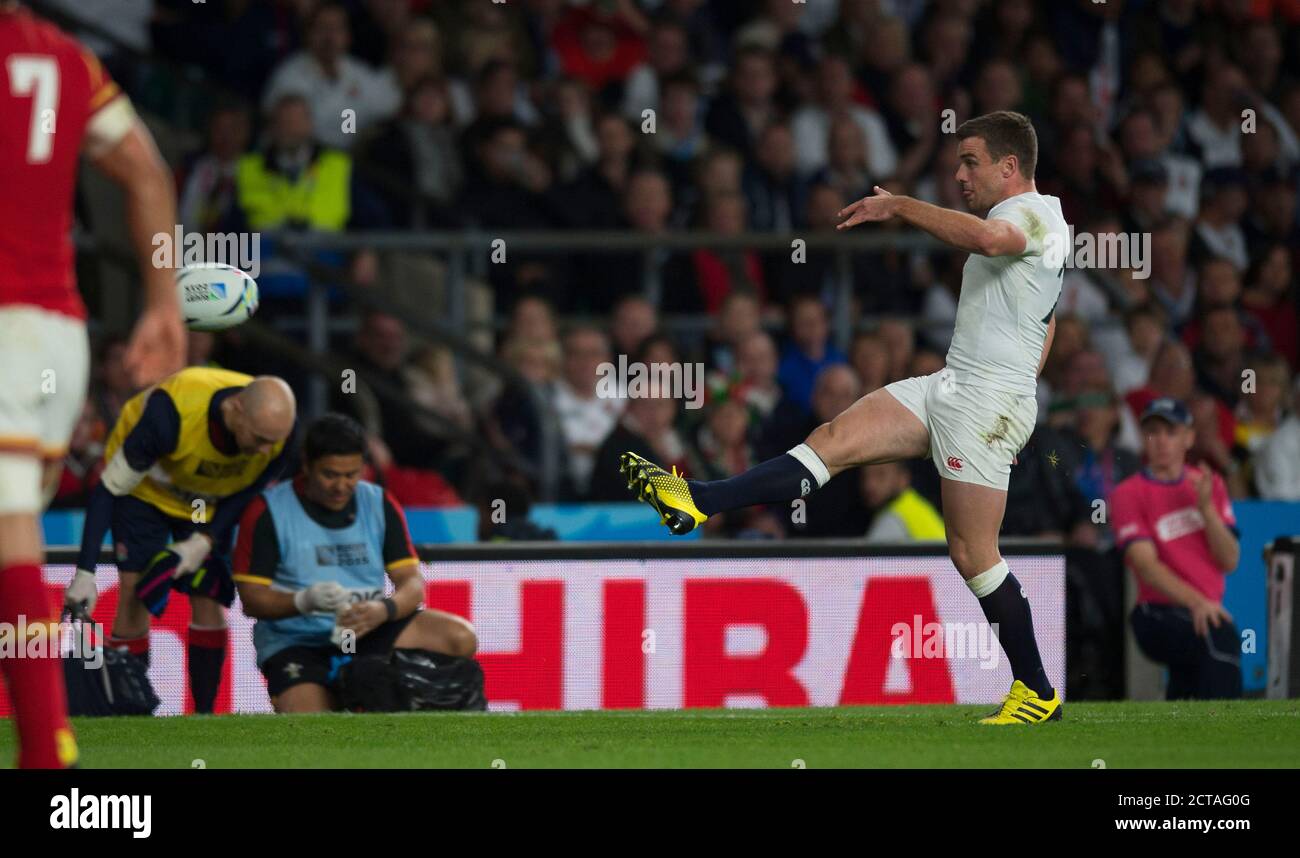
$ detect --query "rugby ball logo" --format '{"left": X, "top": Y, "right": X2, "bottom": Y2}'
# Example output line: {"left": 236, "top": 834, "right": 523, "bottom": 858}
{"left": 176, "top": 263, "right": 260, "bottom": 332}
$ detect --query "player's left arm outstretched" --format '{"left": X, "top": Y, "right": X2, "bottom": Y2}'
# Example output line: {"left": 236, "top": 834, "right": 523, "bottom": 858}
{"left": 837, "top": 186, "right": 1028, "bottom": 257}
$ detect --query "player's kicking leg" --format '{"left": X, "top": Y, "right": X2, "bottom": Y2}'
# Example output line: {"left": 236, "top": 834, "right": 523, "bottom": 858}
{"left": 941, "top": 478, "right": 1060, "bottom": 724}
{"left": 622, "top": 385, "right": 930, "bottom": 533}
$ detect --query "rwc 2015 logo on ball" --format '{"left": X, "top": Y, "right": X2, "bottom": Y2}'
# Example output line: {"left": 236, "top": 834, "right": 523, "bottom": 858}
{"left": 184, "top": 281, "right": 226, "bottom": 302}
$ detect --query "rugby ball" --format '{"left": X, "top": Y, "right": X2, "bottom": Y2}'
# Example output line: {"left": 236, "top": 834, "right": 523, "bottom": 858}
{"left": 176, "top": 263, "right": 260, "bottom": 332}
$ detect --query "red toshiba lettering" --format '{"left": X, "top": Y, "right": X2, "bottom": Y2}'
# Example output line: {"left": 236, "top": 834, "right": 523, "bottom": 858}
{"left": 684, "top": 579, "right": 809, "bottom": 708}
{"left": 602, "top": 579, "right": 646, "bottom": 709}
{"left": 458, "top": 581, "right": 564, "bottom": 710}
{"left": 840, "top": 576, "right": 956, "bottom": 704}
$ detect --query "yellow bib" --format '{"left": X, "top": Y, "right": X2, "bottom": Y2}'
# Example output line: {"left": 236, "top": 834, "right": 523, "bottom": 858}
{"left": 886, "top": 488, "right": 947, "bottom": 541}
{"left": 104, "top": 367, "right": 285, "bottom": 522}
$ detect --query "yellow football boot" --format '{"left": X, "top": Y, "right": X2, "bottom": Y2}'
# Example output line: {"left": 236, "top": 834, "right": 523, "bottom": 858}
{"left": 620, "top": 452, "right": 708, "bottom": 535}
{"left": 979, "top": 680, "right": 1062, "bottom": 725}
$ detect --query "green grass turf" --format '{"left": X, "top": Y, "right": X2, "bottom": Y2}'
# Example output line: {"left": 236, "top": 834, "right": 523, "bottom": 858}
{"left": 3, "top": 700, "right": 1298, "bottom": 768}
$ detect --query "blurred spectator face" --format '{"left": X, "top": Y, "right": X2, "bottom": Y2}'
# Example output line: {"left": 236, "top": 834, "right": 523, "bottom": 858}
{"left": 477, "top": 65, "right": 518, "bottom": 119}
{"left": 358, "top": 312, "right": 408, "bottom": 372}
{"left": 562, "top": 329, "right": 611, "bottom": 394}
{"left": 628, "top": 393, "right": 677, "bottom": 434}
{"left": 1203, "top": 66, "right": 1248, "bottom": 120}
{"left": 718, "top": 292, "right": 760, "bottom": 345}
{"left": 511, "top": 296, "right": 557, "bottom": 343}
{"left": 864, "top": 17, "right": 909, "bottom": 74}
{"left": 625, "top": 172, "right": 672, "bottom": 232}
{"left": 1126, "top": 310, "right": 1165, "bottom": 356}
{"left": 1051, "top": 76, "right": 1094, "bottom": 128}
{"left": 926, "top": 16, "right": 972, "bottom": 78}
{"left": 481, "top": 127, "right": 528, "bottom": 182}
{"left": 735, "top": 51, "right": 777, "bottom": 105}
{"left": 596, "top": 114, "right": 634, "bottom": 162}
{"left": 806, "top": 184, "right": 846, "bottom": 229}
{"left": 209, "top": 109, "right": 251, "bottom": 161}
{"left": 1120, "top": 111, "right": 1160, "bottom": 160}
{"left": 1241, "top": 120, "right": 1279, "bottom": 174}
{"left": 394, "top": 19, "right": 442, "bottom": 88}
{"left": 1250, "top": 361, "right": 1290, "bottom": 416}
{"left": 662, "top": 80, "right": 701, "bottom": 135}
{"left": 1149, "top": 340, "right": 1195, "bottom": 398}
{"left": 187, "top": 331, "right": 215, "bottom": 367}
{"left": 756, "top": 124, "right": 796, "bottom": 177}
{"left": 997, "top": 0, "right": 1034, "bottom": 33}
{"left": 1200, "top": 308, "right": 1244, "bottom": 360}
{"left": 1242, "top": 23, "right": 1282, "bottom": 89}
{"left": 307, "top": 5, "right": 350, "bottom": 67}
{"left": 649, "top": 23, "right": 688, "bottom": 75}
{"left": 409, "top": 78, "right": 451, "bottom": 125}
{"left": 1150, "top": 221, "right": 1190, "bottom": 283}
{"left": 736, "top": 331, "right": 779, "bottom": 385}
{"left": 1129, "top": 53, "right": 1171, "bottom": 95}
{"left": 975, "top": 61, "right": 1022, "bottom": 114}
{"left": 706, "top": 192, "right": 747, "bottom": 234}
{"left": 1024, "top": 36, "right": 1062, "bottom": 84}
{"left": 1064, "top": 349, "right": 1108, "bottom": 395}
{"left": 579, "top": 21, "right": 618, "bottom": 62}
{"left": 1130, "top": 175, "right": 1168, "bottom": 222}
{"left": 790, "top": 299, "right": 829, "bottom": 353}
{"left": 1140, "top": 415, "right": 1194, "bottom": 472}
{"left": 811, "top": 365, "right": 861, "bottom": 422}
{"left": 828, "top": 116, "right": 867, "bottom": 172}
{"left": 766, "top": 0, "right": 804, "bottom": 30}
{"left": 640, "top": 336, "right": 678, "bottom": 367}
{"left": 708, "top": 399, "right": 749, "bottom": 447}
{"left": 1199, "top": 260, "right": 1241, "bottom": 307}
{"left": 700, "top": 151, "right": 743, "bottom": 195}
{"left": 1203, "top": 181, "right": 1248, "bottom": 223}
{"left": 817, "top": 57, "right": 854, "bottom": 108}
{"left": 1057, "top": 125, "right": 1097, "bottom": 184}
{"left": 505, "top": 337, "right": 560, "bottom": 383}
{"left": 861, "top": 461, "right": 910, "bottom": 509}
{"left": 909, "top": 349, "right": 945, "bottom": 377}
{"left": 271, "top": 97, "right": 314, "bottom": 149}
{"left": 891, "top": 65, "right": 935, "bottom": 118}
{"left": 877, "top": 319, "right": 915, "bottom": 380}
{"left": 1149, "top": 84, "right": 1185, "bottom": 148}
{"left": 1253, "top": 244, "right": 1291, "bottom": 295}
{"left": 1256, "top": 181, "right": 1298, "bottom": 237}
{"left": 850, "top": 334, "right": 890, "bottom": 392}
{"left": 1074, "top": 389, "right": 1119, "bottom": 445}
{"left": 611, "top": 297, "right": 657, "bottom": 354}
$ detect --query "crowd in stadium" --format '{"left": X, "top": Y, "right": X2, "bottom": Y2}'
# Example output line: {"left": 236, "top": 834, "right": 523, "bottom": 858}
{"left": 50, "top": 0, "right": 1300, "bottom": 542}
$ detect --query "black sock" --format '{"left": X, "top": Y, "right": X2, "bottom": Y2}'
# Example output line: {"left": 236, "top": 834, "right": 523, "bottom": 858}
{"left": 187, "top": 627, "right": 227, "bottom": 714}
{"left": 976, "top": 572, "right": 1053, "bottom": 699}
{"left": 689, "top": 451, "right": 822, "bottom": 516}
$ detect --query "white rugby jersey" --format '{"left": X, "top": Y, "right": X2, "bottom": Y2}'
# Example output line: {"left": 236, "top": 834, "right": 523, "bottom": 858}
{"left": 945, "top": 191, "right": 1070, "bottom": 395}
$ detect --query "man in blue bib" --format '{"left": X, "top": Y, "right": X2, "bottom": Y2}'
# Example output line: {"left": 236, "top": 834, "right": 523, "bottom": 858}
{"left": 233, "top": 413, "right": 479, "bottom": 712}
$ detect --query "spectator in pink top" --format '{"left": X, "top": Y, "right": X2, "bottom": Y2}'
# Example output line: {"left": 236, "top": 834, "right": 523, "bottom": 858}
{"left": 1108, "top": 397, "right": 1242, "bottom": 699}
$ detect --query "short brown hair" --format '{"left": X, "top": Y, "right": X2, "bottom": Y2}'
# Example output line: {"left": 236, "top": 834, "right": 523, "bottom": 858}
{"left": 956, "top": 110, "right": 1038, "bottom": 179}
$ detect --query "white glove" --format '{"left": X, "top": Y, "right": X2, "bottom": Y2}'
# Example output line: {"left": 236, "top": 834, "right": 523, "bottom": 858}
{"left": 170, "top": 532, "right": 212, "bottom": 577}
{"left": 64, "top": 569, "right": 98, "bottom": 617}
{"left": 294, "top": 581, "right": 348, "bottom": 615}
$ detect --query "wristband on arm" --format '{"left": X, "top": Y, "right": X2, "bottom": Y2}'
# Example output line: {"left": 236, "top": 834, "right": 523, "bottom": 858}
{"left": 382, "top": 597, "right": 398, "bottom": 622}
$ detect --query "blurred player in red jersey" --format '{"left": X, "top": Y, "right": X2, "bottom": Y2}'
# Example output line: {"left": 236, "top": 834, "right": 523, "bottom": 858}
{"left": 0, "top": 0, "right": 186, "bottom": 768}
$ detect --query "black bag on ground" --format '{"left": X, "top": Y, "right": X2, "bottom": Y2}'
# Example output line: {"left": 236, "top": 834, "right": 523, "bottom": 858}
{"left": 63, "top": 644, "right": 160, "bottom": 717}
{"left": 337, "top": 649, "right": 487, "bottom": 713}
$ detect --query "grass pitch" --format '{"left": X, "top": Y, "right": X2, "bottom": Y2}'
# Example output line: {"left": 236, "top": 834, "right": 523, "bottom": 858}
{"left": 3, "top": 700, "right": 1297, "bottom": 768}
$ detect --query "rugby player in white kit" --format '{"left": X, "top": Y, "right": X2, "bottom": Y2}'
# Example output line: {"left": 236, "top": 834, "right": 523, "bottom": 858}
{"left": 621, "top": 111, "right": 1068, "bottom": 724}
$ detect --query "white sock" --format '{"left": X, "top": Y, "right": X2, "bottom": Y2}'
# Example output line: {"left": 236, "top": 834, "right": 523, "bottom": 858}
{"left": 787, "top": 443, "right": 830, "bottom": 488}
